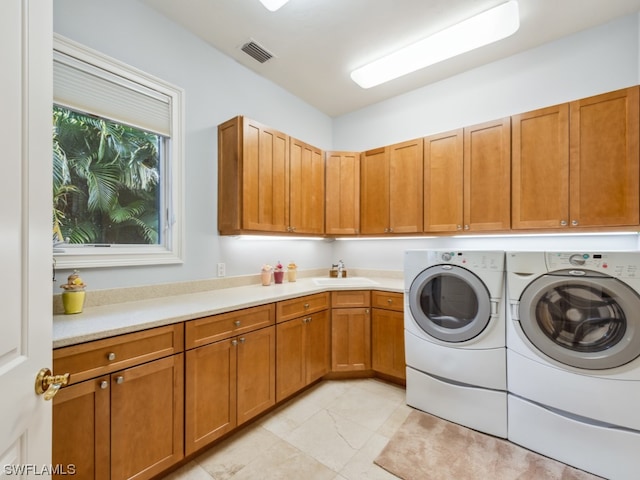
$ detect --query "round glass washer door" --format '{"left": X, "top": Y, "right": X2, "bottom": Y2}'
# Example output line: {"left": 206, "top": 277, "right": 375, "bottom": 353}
{"left": 519, "top": 270, "right": 640, "bottom": 370}
{"left": 408, "top": 265, "right": 491, "bottom": 342}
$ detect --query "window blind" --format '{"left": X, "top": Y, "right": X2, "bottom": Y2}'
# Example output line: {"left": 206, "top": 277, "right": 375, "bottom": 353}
{"left": 53, "top": 50, "right": 172, "bottom": 137}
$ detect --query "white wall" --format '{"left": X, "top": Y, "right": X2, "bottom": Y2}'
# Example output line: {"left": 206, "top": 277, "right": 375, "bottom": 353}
{"left": 53, "top": 0, "right": 334, "bottom": 290}
{"left": 333, "top": 13, "right": 640, "bottom": 151}
{"left": 53, "top": 2, "right": 640, "bottom": 292}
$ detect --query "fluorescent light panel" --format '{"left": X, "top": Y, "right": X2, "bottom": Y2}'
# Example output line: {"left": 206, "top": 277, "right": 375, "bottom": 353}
{"left": 351, "top": 1, "right": 520, "bottom": 89}
{"left": 259, "top": 0, "right": 289, "bottom": 12}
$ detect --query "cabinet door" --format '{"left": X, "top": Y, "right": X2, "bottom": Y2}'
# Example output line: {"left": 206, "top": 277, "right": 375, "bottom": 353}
{"left": 389, "top": 138, "right": 423, "bottom": 233}
{"left": 276, "top": 317, "right": 306, "bottom": 402}
{"left": 569, "top": 86, "right": 639, "bottom": 228}
{"left": 53, "top": 377, "right": 110, "bottom": 480}
{"left": 289, "top": 138, "right": 325, "bottom": 234}
{"left": 372, "top": 308, "right": 405, "bottom": 380}
{"left": 325, "top": 151, "right": 360, "bottom": 235}
{"left": 424, "top": 129, "right": 464, "bottom": 232}
{"left": 236, "top": 326, "right": 276, "bottom": 425}
{"left": 111, "top": 354, "right": 184, "bottom": 480}
{"left": 331, "top": 308, "right": 371, "bottom": 371}
{"left": 464, "top": 118, "right": 511, "bottom": 231}
{"left": 512, "top": 104, "right": 570, "bottom": 229}
{"left": 242, "top": 118, "right": 289, "bottom": 232}
{"left": 360, "top": 147, "right": 389, "bottom": 234}
{"left": 185, "top": 339, "right": 237, "bottom": 455}
{"left": 305, "top": 310, "right": 330, "bottom": 384}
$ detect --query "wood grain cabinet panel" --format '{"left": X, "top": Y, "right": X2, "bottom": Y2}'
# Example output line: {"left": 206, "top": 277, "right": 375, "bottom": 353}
{"left": 53, "top": 377, "right": 110, "bottom": 480}
{"left": 371, "top": 291, "right": 405, "bottom": 381}
{"left": 424, "top": 129, "right": 464, "bottom": 233}
{"left": 185, "top": 312, "right": 276, "bottom": 455}
{"left": 360, "top": 139, "right": 423, "bottom": 235}
{"left": 276, "top": 292, "right": 330, "bottom": 323}
{"left": 325, "top": 151, "right": 360, "bottom": 235}
{"left": 424, "top": 119, "right": 510, "bottom": 233}
{"left": 276, "top": 310, "right": 330, "bottom": 401}
{"left": 110, "top": 354, "right": 184, "bottom": 480}
{"left": 569, "top": 86, "right": 639, "bottom": 228}
{"left": 331, "top": 308, "right": 371, "bottom": 372}
{"left": 512, "top": 104, "right": 570, "bottom": 229}
{"left": 218, "top": 116, "right": 289, "bottom": 234}
{"left": 53, "top": 349, "right": 184, "bottom": 480}
{"left": 463, "top": 118, "right": 511, "bottom": 232}
{"left": 289, "top": 137, "right": 325, "bottom": 234}
{"left": 53, "top": 324, "right": 184, "bottom": 385}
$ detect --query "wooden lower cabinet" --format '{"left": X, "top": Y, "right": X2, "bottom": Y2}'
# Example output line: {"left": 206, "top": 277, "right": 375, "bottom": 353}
{"left": 371, "top": 291, "right": 405, "bottom": 381}
{"left": 276, "top": 310, "right": 330, "bottom": 401}
{"left": 52, "top": 354, "right": 184, "bottom": 480}
{"left": 185, "top": 325, "right": 276, "bottom": 455}
{"left": 331, "top": 308, "right": 371, "bottom": 372}
{"left": 53, "top": 377, "right": 109, "bottom": 480}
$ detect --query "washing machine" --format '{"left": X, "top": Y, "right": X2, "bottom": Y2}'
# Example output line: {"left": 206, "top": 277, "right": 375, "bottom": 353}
{"left": 404, "top": 250, "right": 507, "bottom": 438}
{"left": 506, "top": 251, "right": 640, "bottom": 479}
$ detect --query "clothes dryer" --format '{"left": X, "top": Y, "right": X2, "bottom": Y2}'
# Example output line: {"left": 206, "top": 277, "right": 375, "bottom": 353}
{"left": 404, "top": 250, "right": 507, "bottom": 437}
{"left": 506, "top": 251, "right": 640, "bottom": 479}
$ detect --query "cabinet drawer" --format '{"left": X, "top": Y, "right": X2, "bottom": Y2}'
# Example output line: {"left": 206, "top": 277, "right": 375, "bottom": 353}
{"left": 372, "top": 291, "right": 404, "bottom": 312}
{"left": 276, "top": 293, "right": 329, "bottom": 323}
{"left": 53, "top": 323, "right": 184, "bottom": 385}
{"left": 331, "top": 290, "right": 371, "bottom": 308}
{"left": 185, "top": 303, "right": 276, "bottom": 349}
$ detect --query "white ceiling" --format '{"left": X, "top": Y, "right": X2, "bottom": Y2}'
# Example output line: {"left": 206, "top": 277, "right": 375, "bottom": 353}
{"left": 141, "top": 0, "right": 640, "bottom": 117}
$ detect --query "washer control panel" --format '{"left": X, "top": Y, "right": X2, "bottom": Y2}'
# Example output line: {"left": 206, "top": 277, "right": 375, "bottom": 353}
{"left": 545, "top": 252, "right": 640, "bottom": 278}
{"left": 427, "top": 251, "right": 504, "bottom": 271}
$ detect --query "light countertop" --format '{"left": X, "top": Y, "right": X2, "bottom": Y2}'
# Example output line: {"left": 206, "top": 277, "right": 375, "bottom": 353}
{"left": 53, "top": 277, "right": 404, "bottom": 348}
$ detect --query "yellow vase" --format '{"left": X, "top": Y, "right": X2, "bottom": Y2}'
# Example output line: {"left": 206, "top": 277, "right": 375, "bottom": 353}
{"left": 62, "top": 290, "right": 86, "bottom": 314}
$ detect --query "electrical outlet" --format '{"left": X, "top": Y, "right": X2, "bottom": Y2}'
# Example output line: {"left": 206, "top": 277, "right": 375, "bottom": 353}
{"left": 217, "top": 262, "right": 226, "bottom": 277}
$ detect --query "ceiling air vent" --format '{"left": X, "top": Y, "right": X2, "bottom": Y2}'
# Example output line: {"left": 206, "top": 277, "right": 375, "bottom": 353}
{"left": 241, "top": 40, "right": 274, "bottom": 64}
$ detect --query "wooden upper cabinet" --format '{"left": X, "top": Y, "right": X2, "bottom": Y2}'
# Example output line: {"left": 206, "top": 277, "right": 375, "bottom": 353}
{"left": 360, "top": 139, "right": 423, "bottom": 235}
{"left": 360, "top": 147, "right": 389, "bottom": 234}
{"left": 512, "top": 104, "right": 570, "bottom": 229}
{"left": 389, "top": 138, "right": 423, "bottom": 233}
{"left": 569, "top": 86, "right": 639, "bottom": 228}
{"left": 424, "top": 120, "right": 510, "bottom": 233}
{"left": 325, "top": 151, "right": 360, "bottom": 235}
{"left": 424, "top": 129, "right": 464, "bottom": 232}
{"left": 289, "top": 138, "right": 325, "bottom": 234}
{"left": 464, "top": 118, "right": 511, "bottom": 232}
{"left": 218, "top": 116, "right": 290, "bottom": 234}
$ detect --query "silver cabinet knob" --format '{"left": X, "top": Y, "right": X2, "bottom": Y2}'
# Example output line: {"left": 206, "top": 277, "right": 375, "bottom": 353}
{"left": 234, "top": 320, "right": 241, "bottom": 327}
{"left": 107, "top": 352, "right": 116, "bottom": 361}
{"left": 115, "top": 376, "right": 124, "bottom": 385}
{"left": 100, "top": 380, "right": 109, "bottom": 389}
{"left": 571, "top": 220, "right": 579, "bottom": 226}
{"left": 560, "top": 220, "right": 567, "bottom": 226}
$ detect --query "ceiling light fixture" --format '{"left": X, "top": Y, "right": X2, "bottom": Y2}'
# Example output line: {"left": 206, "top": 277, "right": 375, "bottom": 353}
{"left": 351, "top": 0, "right": 520, "bottom": 89}
{"left": 258, "top": 0, "right": 289, "bottom": 12}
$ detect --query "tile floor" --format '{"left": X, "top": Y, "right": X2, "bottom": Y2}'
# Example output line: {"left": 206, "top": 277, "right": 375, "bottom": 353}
{"left": 163, "top": 378, "right": 411, "bottom": 480}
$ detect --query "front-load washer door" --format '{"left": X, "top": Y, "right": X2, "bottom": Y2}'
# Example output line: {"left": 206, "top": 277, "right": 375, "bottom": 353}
{"left": 408, "top": 265, "right": 492, "bottom": 342}
{"left": 518, "top": 269, "right": 640, "bottom": 369}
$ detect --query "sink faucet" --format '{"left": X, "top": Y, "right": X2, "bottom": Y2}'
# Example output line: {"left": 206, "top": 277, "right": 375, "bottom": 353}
{"left": 337, "top": 260, "right": 345, "bottom": 278}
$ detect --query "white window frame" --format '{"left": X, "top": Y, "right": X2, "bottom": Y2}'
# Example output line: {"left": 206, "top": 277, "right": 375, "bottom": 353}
{"left": 53, "top": 34, "right": 184, "bottom": 269}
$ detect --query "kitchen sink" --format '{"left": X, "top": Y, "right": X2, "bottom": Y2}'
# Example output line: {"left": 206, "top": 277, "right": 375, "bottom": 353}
{"left": 312, "top": 277, "right": 379, "bottom": 287}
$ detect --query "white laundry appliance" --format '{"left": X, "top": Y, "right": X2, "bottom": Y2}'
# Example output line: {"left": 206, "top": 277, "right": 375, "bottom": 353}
{"left": 404, "top": 250, "right": 507, "bottom": 438}
{"left": 506, "top": 251, "right": 640, "bottom": 480}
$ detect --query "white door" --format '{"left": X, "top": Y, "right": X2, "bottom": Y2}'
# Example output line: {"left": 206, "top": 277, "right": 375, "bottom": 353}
{"left": 0, "top": 0, "right": 53, "bottom": 474}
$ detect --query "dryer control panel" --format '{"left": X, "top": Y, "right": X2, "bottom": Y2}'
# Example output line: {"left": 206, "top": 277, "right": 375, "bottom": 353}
{"left": 545, "top": 252, "right": 640, "bottom": 278}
